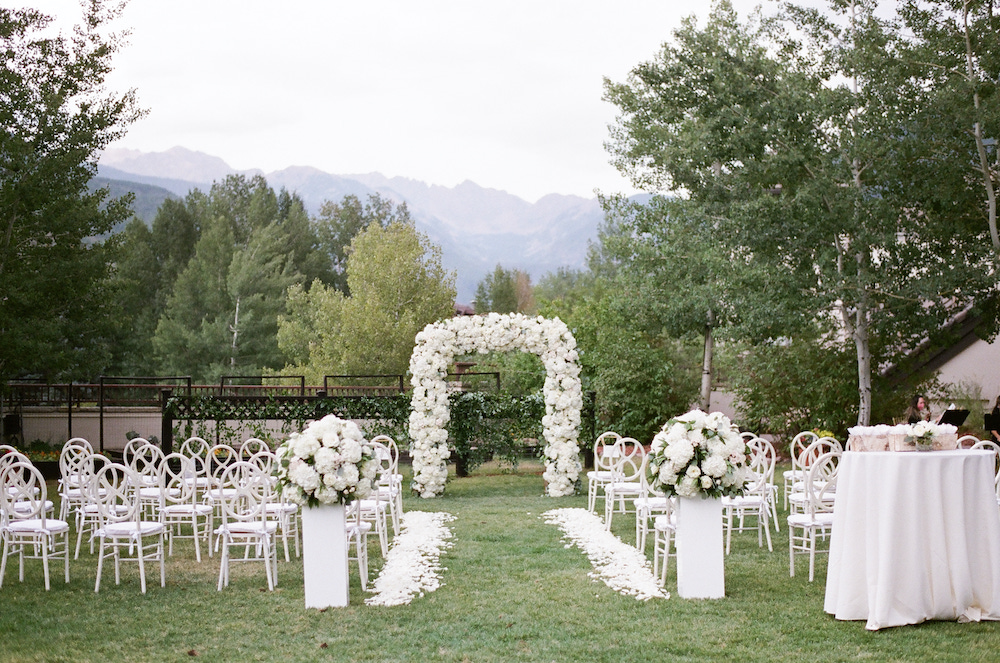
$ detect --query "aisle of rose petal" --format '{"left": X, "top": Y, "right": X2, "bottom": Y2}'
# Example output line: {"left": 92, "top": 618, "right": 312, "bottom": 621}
{"left": 542, "top": 507, "right": 668, "bottom": 601}
{"left": 365, "top": 511, "right": 456, "bottom": 606}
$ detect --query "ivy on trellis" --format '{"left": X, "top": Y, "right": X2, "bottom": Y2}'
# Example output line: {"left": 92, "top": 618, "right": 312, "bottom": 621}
{"left": 162, "top": 391, "right": 595, "bottom": 464}
{"left": 163, "top": 394, "right": 412, "bottom": 449}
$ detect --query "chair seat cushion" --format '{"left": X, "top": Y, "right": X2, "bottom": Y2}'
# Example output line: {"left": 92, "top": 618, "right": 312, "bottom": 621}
{"left": 162, "top": 504, "right": 212, "bottom": 516}
{"left": 100, "top": 521, "right": 165, "bottom": 537}
{"left": 653, "top": 514, "right": 677, "bottom": 531}
{"left": 264, "top": 503, "right": 298, "bottom": 515}
{"left": 6, "top": 518, "right": 70, "bottom": 535}
{"left": 216, "top": 522, "right": 278, "bottom": 536}
{"left": 787, "top": 513, "right": 835, "bottom": 527}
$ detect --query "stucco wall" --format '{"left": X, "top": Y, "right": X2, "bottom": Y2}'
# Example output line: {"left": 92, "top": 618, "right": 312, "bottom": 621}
{"left": 935, "top": 337, "right": 1000, "bottom": 403}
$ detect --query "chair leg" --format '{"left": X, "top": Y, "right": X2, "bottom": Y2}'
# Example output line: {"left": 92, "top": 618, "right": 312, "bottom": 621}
{"left": 788, "top": 527, "right": 795, "bottom": 578}
{"left": 95, "top": 539, "right": 105, "bottom": 592}
{"left": 808, "top": 529, "right": 816, "bottom": 582}
{"left": 159, "top": 533, "right": 166, "bottom": 588}
{"left": 725, "top": 507, "right": 733, "bottom": 555}
{"left": 762, "top": 510, "right": 773, "bottom": 552}
{"left": 137, "top": 537, "right": 147, "bottom": 594}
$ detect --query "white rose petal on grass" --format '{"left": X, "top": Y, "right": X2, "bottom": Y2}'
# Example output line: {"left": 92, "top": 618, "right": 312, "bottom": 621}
{"left": 365, "top": 511, "right": 456, "bottom": 607}
{"left": 542, "top": 508, "right": 667, "bottom": 601}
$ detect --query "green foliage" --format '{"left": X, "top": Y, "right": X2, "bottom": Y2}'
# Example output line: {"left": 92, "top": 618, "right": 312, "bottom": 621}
{"left": 278, "top": 221, "right": 456, "bottom": 381}
{"left": 473, "top": 264, "right": 533, "bottom": 314}
{"left": 459, "top": 351, "right": 545, "bottom": 397}
{"left": 150, "top": 176, "right": 318, "bottom": 381}
{"left": 602, "top": 0, "right": 999, "bottom": 424}
{"left": 314, "top": 193, "right": 411, "bottom": 295}
{"left": 555, "top": 292, "right": 701, "bottom": 443}
{"left": 730, "top": 334, "right": 860, "bottom": 443}
{"left": 0, "top": 2, "right": 144, "bottom": 382}
{"left": 448, "top": 391, "right": 545, "bottom": 475}
{"left": 165, "top": 394, "right": 413, "bottom": 447}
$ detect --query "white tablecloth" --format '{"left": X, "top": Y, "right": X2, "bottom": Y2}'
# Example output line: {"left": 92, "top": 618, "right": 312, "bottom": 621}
{"left": 824, "top": 450, "right": 1000, "bottom": 630}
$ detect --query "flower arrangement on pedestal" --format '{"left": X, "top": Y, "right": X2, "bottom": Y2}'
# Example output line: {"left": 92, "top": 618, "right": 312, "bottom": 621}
{"left": 275, "top": 414, "right": 379, "bottom": 506}
{"left": 648, "top": 409, "right": 751, "bottom": 499}
{"left": 408, "top": 312, "right": 583, "bottom": 498}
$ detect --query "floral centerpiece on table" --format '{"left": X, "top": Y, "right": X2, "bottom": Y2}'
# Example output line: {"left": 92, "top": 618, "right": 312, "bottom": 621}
{"left": 906, "top": 420, "right": 936, "bottom": 450}
{"left": 904, "top": 420, "right": 957, "bottom": 451}
{"left": 275, "top": 414, "right": 379, "bottom": 507}
{"left": 648, "top": 409, "right": 752, "bottom": 499}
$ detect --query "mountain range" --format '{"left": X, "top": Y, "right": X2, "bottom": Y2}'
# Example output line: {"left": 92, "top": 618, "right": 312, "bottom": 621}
{"left": 97, "top": 147, "right": 606, "bottom": 303}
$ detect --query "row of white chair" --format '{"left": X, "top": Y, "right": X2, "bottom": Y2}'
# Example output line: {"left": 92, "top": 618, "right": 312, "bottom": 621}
{"left": 586, "top": 430, "right": 786, "bottom": 588}
{"left": 2, "top": 432, "right": 405, "bottom": 595}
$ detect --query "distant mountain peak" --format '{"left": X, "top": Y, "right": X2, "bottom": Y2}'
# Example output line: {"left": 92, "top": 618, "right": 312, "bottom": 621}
{"left": 96, "top": 147, "right": 603, "bottom": 302}
{"left": 100, "top": 146, "right": 260, "bottom": 183}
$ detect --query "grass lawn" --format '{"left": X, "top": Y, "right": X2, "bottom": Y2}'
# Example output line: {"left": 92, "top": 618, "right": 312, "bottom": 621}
{"left": 2, "top": 459, "right": 998, "bottom": 662}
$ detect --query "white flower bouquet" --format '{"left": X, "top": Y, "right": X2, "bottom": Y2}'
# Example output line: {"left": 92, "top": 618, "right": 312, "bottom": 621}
{"left": 648, "top": 409, "right": 751, "bottom": 499}
{"left": 904, "top": 420, "right": 956, "bottom": 451}
{"left": 275, "top": 414, "right": 380, "bottom": 506}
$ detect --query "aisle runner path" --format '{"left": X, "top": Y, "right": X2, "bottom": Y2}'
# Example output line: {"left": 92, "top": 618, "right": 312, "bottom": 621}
{"left": 365, "top": 511, "right": 456, "bottom": 606}
{"left": 543, "top": 507, "right": 668, "bottom": 601}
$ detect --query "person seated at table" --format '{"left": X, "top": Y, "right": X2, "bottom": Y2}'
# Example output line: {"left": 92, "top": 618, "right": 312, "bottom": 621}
{"left": 904, "top": 395, "right": 931, "bottom": 424}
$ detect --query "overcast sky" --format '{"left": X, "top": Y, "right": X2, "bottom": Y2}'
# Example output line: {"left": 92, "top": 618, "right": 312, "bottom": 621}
{"left": 18, "top": 0, "right": 765, "bottom": 202}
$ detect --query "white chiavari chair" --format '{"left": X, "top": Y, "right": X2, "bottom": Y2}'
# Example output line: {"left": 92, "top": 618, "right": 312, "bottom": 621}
{"left": 587, "top": 431, "right": 621, "bottom": 514}
{"left": 91, "top": 462, "right": 166, "bottom": 593}
{"left": 0, "top": 461, "right": 70, "bottom": 591}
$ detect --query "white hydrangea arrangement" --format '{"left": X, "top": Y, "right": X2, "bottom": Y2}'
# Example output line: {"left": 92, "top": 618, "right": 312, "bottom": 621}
{"left": 408, "top": 312, "right": 583, "bottom": 498}
{"left": 648, "top": 409, "right": 751, "bottom": 499}
{"left": 275, "top": 414, "right": 380, "bottom": 506}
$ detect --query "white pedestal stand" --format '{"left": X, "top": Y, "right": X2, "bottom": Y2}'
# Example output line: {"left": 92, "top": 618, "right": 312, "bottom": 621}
{"left": 675, "top": 496, "right": 725, "bottom": 599}
{"left": 301, "top": 503, "right": 349, "bottom": 608}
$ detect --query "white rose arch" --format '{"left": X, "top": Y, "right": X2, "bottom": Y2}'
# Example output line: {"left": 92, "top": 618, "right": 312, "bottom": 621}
{"left": 408, "top": 313, "right": 583, "bottom": 497}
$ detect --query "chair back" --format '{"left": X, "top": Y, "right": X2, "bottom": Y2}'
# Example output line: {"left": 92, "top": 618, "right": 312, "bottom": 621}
{"left": 91, "top": 462, "right": 142, "bottom": 525}
{"left": 746, "top": 437, "right": 777, "bottom": 493}
{"left": 0, "top": 447, "right": 29, "bottom": 474}
{"left": 240, "top": 438, "right": 269, "bottom": 457}
{"left": 371, "top": 435, "right": 399, "bottom": 475}
{"left": 249, "top": 449, "right": 277, "bottom": 474}
{"left": 805, "top": 450, "right": 840, "bottom": 516}
{"left": 0, "top": 461, "right": 48, "bottom": 522}
{"left": 797, "top": 437, "right": 839, "bottom": 471}
{"left": 59, "top": 438, "right": 95, "bottom": 490}
{"left": 208, "top": 445, "right": 238, "bottom": 481}
{"left": 129, "top": 442, "right": 165, "bottom": 486}
{"left": 594, "top": 431, "right": 622, "bottom": 472}
{"left": 611, "top": 437, "right": 646, "bottom": 483}
{"left": 123, "top": 437, "right": 154, "bottom": 466}
{"left": 63, "top": 437, "right": 93, "bottom": 454}
{"left": 161, "top": 453, "right": 197, "bottom": 507}
{"left": 217, "top": 461, "right": 270, "bottom": 525}
{"left": 371, "top": 441, "right": 394, "bottom": 480}
{"left": 789, "top": 432, "right": 819, "bottom": 471}
{"left": 180, "top": 436, "right": 210, "bottom": 459}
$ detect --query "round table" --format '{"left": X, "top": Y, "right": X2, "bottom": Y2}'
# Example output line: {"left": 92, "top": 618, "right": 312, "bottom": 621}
{"left": 824, "top": 449, "right": 1000, "bottom": 630}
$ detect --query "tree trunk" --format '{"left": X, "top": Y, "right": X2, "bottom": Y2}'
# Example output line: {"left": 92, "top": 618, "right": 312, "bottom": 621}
{"left": 700, "top": 310, "right": 714, "bottom": 412}
{"left": 963, "top": 1, "right": 1000, "bottom": 253}
{"left": 230, "top": 296, "right": 241, "bottom": 368}
{"left": 853, "top": 300, "right": 872, "bottom": 426}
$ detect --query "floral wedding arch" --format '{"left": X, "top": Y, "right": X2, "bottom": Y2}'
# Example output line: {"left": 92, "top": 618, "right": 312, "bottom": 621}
{"left": 408, "top": 313, "right": 583, "bottom": 497}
